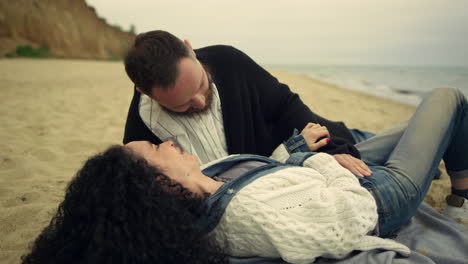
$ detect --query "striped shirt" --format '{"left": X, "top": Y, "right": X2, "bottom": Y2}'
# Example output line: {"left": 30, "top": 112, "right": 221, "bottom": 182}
{"left": 138, "top": 83, "right": 228, "bottom": 164}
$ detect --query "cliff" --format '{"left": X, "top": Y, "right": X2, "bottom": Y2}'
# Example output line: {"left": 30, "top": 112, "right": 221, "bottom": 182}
{"left": 0, "top": 0, "right": 135, "bottom": 59}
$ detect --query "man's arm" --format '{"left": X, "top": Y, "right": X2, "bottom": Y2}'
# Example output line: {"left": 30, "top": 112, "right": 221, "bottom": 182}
{"left": 230, "top": 47, "right": 359, "bottom": 155}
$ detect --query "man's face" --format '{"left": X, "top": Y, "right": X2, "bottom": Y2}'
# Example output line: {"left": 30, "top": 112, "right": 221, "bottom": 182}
{"left": 150, "top": 57, "right": 213, "bottom": 115}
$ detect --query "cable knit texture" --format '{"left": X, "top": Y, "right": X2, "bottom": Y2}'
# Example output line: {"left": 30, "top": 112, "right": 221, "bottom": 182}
{"left": 210, "top": 153, "right": 410, "bottom": 264}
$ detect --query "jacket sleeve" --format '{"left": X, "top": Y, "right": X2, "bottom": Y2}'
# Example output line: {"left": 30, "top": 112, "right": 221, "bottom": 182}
{"left": 229, "top": 47, "right": 360, "bottom": 157}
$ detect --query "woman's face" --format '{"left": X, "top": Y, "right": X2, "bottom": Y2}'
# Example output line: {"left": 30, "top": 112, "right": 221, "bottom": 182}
{"left": 125, "top": 141, "right": 200, "bottom": 187}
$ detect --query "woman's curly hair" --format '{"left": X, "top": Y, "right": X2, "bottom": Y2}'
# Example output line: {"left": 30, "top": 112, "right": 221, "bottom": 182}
{"left": 22, "top": 146, "right": 227, "bottom": 264}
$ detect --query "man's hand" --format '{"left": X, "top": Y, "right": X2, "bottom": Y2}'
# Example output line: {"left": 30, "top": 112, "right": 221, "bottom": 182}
{"left": 301, "top": 123, "right": 330, "bottom": 151}
{"left": 333, "top": 154, "right": 372, "bottom": 177}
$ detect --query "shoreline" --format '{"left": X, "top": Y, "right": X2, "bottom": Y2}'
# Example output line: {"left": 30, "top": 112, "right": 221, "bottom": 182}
{"left": 269, "top": 70, "right": 417, "bottom": 133}
{"left": 267, "top": 64, "right": 468, "bottom": 108}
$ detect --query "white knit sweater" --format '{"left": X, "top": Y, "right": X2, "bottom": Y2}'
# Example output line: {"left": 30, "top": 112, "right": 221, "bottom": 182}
{"left": 210, "top": 153, "right": 411, "bottom": 264}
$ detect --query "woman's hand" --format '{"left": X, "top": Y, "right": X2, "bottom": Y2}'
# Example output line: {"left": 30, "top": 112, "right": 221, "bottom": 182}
{"left": 333, "top": 154, "right": 373, "bottom": 177}
{"left": 301, "top": 123, "right": 331, "bottom": 151}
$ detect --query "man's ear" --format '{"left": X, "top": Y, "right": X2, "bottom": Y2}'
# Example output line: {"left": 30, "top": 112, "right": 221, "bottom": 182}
{"left": 184, "top": 39, "right": 193, "bottom": 49}
{"left": 184, "top": 39, "right": 196, "bottom": 58}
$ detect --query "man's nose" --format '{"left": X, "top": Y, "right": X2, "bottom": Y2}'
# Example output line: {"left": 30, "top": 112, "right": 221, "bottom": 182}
{"left": 191, "top": 94, "right": 206, "bottom": 109}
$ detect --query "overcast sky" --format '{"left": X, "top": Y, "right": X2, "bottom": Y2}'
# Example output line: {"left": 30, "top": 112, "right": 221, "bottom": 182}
{"left": 85, "top": 0, "right": 468, "bottom": 66}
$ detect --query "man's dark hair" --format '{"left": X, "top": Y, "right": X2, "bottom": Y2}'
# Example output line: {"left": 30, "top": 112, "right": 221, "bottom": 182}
{"left": 22, "top": 146, "right": 227, "bottom": 264}
{"left": 124, "top": 30, "right": 192, "bottom": 94}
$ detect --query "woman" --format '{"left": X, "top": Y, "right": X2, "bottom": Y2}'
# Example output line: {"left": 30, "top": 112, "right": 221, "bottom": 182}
{"left": 23, "top": 88, "right": 468, "bottom": 264}
{"left": 21, "top": 145, "right": 227, "bottom": 264}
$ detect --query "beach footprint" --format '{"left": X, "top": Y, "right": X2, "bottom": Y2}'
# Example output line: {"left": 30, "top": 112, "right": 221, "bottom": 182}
{"left": 28, "top": 148, "right": 58, "bottom": 163}
{"left": 0, "top": 205, "right": 43, "bottom": 249}
{"left": 60, "top": 139, "right": 102, "bottom": 155}
{"left": 0, "top": 155, "right": 17, "bottom": 170}
{"left": 2, "top": 191, "right": 41, "bottom": 208}
{"left": 0, "top": 187, "right": 13, "bottom": 201}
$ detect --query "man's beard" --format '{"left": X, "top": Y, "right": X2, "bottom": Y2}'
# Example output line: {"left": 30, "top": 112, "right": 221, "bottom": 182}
{"left": 163, "top": 64, "right": 214, "bottom": 116}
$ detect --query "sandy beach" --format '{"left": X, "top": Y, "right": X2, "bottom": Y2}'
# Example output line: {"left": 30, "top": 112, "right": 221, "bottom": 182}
{"left": 0, "top": 59, "right": 450, "bottom": 263}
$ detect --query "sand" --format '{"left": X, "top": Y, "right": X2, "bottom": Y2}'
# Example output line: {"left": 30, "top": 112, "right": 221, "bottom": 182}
{"left": 0, "top": 59, "right": 451, "bottom": 263}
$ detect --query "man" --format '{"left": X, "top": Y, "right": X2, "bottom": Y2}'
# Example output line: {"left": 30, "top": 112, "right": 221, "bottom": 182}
{"left": 123, "top": 30, "right": 372, "bottom": 175}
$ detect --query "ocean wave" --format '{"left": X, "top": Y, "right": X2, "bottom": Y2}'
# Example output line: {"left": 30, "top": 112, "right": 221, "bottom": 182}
{"left": 267, "top": 64, "right": 468, "bottom": 107}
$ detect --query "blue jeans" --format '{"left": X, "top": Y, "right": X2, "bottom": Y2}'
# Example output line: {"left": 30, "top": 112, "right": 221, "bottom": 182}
{"left": 349, "top": 129, "right": 375, "bottom": 143}
{"left": 355, "top": 88, "right": 468, "bottom": 237}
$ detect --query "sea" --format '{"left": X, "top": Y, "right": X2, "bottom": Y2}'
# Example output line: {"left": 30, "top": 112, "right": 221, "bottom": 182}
{"left": 266, "top": 64, "right": 468, "bottom": 106}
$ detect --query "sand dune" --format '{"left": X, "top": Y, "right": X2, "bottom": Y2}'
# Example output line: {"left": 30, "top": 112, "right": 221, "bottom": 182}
{"left": 0, "top": 59, "right": 450, "bottom": 262}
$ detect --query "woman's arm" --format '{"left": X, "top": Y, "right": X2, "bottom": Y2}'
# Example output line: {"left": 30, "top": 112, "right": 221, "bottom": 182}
{"left": 269, "top": 127, "right": 321, "bottom": 163}
{"left": 270, "top": 125, "right": 370, "bottom": 177}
